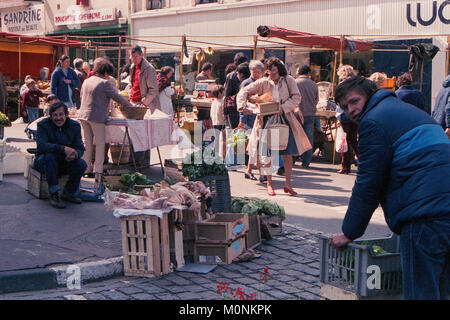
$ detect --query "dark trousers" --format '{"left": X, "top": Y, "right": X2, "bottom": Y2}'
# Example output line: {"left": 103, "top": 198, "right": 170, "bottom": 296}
{"left": 227, "top": 113, "right": 240, "bottom": 129}
{"left": 34, "top": 153, "right": 87, "bottom": 195}
{"left": 340, "top": 121, "right": 359, "bottom": 171}
{"left": 400, "top": 218, "right": 450, "bottom": 299}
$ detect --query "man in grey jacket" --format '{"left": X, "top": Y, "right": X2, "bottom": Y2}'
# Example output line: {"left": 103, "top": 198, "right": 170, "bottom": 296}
{"left": 295, "top": 66, "right": 318, "bottom": 167}
{"left": 128, "top": 45, "right": 161, "bottom": 166}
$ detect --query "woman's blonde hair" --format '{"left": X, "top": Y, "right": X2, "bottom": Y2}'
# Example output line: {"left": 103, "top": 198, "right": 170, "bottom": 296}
{"left": 369, "top": 72, "right": 388, "bottom": 88}
{"left": 337, "top": 65, "right": 357, "bottom": 82}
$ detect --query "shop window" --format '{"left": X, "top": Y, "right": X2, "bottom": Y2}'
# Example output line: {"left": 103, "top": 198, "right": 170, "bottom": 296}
{"left": 195, "top": 0, "right": 218, "bottom": 4}
{"left": 147, "top": 0, "right": 166, "bottom": 10}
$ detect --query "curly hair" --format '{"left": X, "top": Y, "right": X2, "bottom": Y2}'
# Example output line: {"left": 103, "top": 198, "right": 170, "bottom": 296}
{"left": 369, "top": 72, "right": 388, "bottom": 88}
{"left": 265, "top": 57, "right": 287, "bottom": 77}
{"left": 337, "top": 65, "right": 357, "bottom": 83}
{"left": 396, "top": 72, "right": 413, "bottom": 87}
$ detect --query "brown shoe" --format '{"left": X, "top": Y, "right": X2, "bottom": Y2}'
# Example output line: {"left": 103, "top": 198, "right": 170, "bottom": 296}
{"left": 50, "top": 193, "right": 66, "bottom": 209}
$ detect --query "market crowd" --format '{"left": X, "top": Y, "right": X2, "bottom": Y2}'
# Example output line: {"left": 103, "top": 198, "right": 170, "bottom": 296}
{"left": 26, "top": 46, "right": 449, "bottom": 300}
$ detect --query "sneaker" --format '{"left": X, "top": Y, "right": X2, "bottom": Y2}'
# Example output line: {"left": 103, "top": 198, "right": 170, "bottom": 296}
{"left": 61, "top": 191, "right": 82, "bottom": 204}
{"left": 277, "top": 167, "right": 285, "bottom": 176}
{"left": 50, "top": 193, "right": 66, "bottom": 209}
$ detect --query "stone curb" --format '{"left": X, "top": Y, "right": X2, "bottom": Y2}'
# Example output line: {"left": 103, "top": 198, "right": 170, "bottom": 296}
{"left": 0, "top": 257, "right": 124, "bottom": 294}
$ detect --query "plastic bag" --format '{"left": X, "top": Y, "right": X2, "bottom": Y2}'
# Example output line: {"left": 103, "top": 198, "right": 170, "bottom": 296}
{"left": 335, "top": 126, "right": 348, "bottom": 153}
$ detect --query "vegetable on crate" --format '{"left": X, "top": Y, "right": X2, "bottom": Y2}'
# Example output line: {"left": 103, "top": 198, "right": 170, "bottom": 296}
{"left": 181, "top": 146, "right": 227, "bottom": 181}
{"left": 119, "top": 173, "right": 155, "bottom": 192}
{"left": 231, "top": 197, "right": 286, "bottom": 221}
{"left": 0, "top": 112, "right": 10, "bottom": 126}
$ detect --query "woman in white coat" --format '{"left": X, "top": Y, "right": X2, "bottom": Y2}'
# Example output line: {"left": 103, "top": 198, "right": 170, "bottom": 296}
{"left": 157, "top": 66, "right": 175, "bottom": 117}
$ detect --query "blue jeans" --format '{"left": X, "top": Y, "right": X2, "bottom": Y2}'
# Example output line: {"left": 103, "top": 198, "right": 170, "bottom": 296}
{"left": 26, "top": 107, "right": 39, "bottom": 124}
{"left": 34, "top": 153, "right": 87, "bottom": 195}
{"left": 400, "top": 217, "right": 450, "bottom": 300}
{"left": 300, "top": 116, "right": 315, "bottom": 167}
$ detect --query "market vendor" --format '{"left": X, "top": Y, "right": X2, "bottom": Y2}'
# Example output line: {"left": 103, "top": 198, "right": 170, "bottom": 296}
{"left": 195, "top": 62, "right": 213, "bottom": 81}
{"left": 129, "top": 45, "right": 160, "bottom": 167}
{"left": 78, "top": 57, "right": 133, "bottom": 186}
{"left": 34, "top": 102, "right": 87, "bottom": 209}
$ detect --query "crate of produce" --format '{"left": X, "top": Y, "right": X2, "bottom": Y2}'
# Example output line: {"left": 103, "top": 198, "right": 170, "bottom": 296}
{"left": 256, "top": 102, "right": 280, "bottom": 116}
{"left": 245, "top": 214, "right": 262, "bottom": 250}
{"left": 195, "top": 174, "right": 231, "bottom": 213}
{"left": 120, "top": 211, "right": 182, "bottom": 277}
{"left": 194, "top": 235, "right": 246, "bottom": 264}
{"left": 195, "top": 213, "right": 249, "bottom": 243}
{"left": 319, "top": 234, "right": 403, "bottom": 299}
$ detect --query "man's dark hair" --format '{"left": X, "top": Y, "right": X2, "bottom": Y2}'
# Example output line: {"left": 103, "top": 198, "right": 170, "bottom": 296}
{"left": 49, "top": 102, "right": 68, "bottom": 116}
{"left": 93, "top": 57, "right": 114, "bottom": 76}
{"left": 225, "top": 63, "right": 237, "bottom": 75}
{"left": 212, "top": 84, "right": 225, "bottom": 98}
{"left": 131, "top": 45, "right": 143, "bottom": 55}
{"left": 236, "top": 62, "right": 250, "bottom": 79}
{"left": 201, "top": 62, "right": 213, "bottom": 72}
{"left": 298, "top": 65, "right": 311, "bottom": 76}
{"left": 334, "top": 76, "right": 378, "bottom": 107}
{"left": 396, "top": 72, "right": 413, "bottom": 87}
{"left": 73, "top": 58, "right": 84, "bottom": 70}
{"left": 265, "top": 57, "right": 287, "bottom": 77}
{"left": 46, "top": 94, "right": 58, "bottom": 104}
{"left": 160, "top": 66, "right": 174, "bottom": 77}
{"left": 234, "top": 52, "right": 248, "bottom": 65}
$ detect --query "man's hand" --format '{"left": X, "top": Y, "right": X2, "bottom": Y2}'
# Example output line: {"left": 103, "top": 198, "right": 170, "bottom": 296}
{"left": 330, "top": 233, "right": 352, "bottom": 249}
{"left": 445, "top": 128, "right": 450, "bottom": 139}
{"left": 63, "top": 79, "right": 72, "bottom": 84}
{"left": 64, "top": 146, "right": 77, "bottom": 161}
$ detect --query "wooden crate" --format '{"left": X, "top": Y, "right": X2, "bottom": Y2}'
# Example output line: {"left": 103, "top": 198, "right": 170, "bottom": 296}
{"left": 120, "top": 211, "right": 182, "bottom": 277}
{"left": 195, "top": 213, "right": 249, "bottom": 243}
{"left": 245, "top": 214, "right": 262, "bottom": 250}
{"left": 257, "top": 102, "right": 280, "bottom": 116}
{"left": 27, "top": 166, "right": 69, "bottom": 199}
{"left": 260, "top": 215, "right": 283, "bottom": 237}
{"left": 103, "top": 175, "right": 128, "bottom": 192}
{"left": 320, "top": 283, "right": 403, "bottom": 300}
{"left": 164, "top": 158, "right": 188, "bottom": 183}
{"left": 194, "top": 235, "right": 246, "bottom": 264}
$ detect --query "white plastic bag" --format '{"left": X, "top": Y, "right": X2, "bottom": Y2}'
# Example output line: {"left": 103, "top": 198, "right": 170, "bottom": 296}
{"left": 335, "top": 126, "right": 348, "bottom": 153}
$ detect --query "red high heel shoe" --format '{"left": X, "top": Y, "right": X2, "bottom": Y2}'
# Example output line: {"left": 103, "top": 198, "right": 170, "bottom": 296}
{"left": 283, "top": 187, "right": 297, "bottom": 196}
{"left": 267, "top": 186, "right": 276, "bottom": 196}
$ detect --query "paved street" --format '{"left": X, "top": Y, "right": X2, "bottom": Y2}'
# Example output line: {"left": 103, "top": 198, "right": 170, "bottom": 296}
{"left": 0, "top": 224, "right": 323, "bottom": 300}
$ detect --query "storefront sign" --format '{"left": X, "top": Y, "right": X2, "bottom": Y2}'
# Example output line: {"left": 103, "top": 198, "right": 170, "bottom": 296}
{"left": 1, "top": 4, "right": 45, "bottom": 35}
{"left": 407, "top": 0, "right": 450, "bottom": 27}
{"left": 54, "top": 8, "right": 115, "bottom": 26}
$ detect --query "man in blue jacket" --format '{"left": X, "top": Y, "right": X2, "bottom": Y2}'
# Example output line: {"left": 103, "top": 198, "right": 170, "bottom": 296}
{"left": 34, "top": 102, "right": 87, "bottom": 209}
{"left": 432, "top": 74, "right": 450, "bottom": 138}
{"left": 330, "top": 76, "right": 450, "bottom": 300}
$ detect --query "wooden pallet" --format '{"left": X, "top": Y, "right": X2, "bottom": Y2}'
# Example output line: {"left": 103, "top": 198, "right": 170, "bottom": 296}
{"left": 120, "top": 211, "right": 183, "bottom": 277}
{"left": 27, "top": 166, "right": 69, "bottom": 199}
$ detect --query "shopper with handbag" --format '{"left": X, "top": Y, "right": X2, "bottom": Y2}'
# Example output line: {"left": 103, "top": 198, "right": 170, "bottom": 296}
{"left": 237, "top": 57, "right": 311, "bottom": 196}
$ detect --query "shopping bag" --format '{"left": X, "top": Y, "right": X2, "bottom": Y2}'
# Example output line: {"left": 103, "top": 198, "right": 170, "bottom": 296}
{"left": 335, "top": 126, "right": 348, "bottom": 153}
{"left": 265, "top": 115, "right": 289, "bottom": 151}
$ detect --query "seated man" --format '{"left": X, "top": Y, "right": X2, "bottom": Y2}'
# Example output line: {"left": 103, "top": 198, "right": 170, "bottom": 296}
{"left": 34, "top": 102, "right": 87, "bottom": 209}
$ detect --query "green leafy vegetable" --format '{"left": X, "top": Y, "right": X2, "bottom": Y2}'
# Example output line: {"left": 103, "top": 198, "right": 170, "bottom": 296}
{"left": 181, "top": 146, "right": 227, "bottom": 180}
{"left": 231, "top": 197, "right": 286, "bottom": 221}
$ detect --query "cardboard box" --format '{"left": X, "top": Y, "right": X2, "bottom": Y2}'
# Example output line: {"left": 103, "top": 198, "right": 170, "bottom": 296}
{"left": 194, "top": 235, "right": 246, "bottom": 264}
{"left": 195, "top": 213, "right": 249, "bottom": 243}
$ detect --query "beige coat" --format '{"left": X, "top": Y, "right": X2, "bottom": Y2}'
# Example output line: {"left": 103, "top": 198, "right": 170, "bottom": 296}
{"left": 129, "top": 58, "right": 160, "bottom": 112}
{"left": 78, "top": 75, "right": 132, "bottom": 123}
{"left": 237, "top": 75, "right": 312, "bottom": 161}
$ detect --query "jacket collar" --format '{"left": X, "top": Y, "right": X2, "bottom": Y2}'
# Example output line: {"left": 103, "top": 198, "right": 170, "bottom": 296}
{"left": 359, "top": 89, "right": 396, "bottom": 121}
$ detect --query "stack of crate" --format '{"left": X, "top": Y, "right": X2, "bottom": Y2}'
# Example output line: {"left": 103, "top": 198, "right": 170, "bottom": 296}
{"left": 193, "top": 213, "right": 261, "bottom": 264}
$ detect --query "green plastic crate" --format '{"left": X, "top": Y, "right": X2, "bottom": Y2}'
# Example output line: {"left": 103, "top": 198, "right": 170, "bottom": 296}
{"left": 319, "top": 234, "right": 403, "bottom": 298}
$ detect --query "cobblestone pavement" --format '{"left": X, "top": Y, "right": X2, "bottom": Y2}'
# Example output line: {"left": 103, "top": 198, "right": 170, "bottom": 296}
{"left": 0, "top": 224, "right": 324, "bottom": 300}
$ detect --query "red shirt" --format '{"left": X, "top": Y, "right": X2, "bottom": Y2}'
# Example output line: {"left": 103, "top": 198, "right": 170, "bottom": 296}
{"left": 130, "top": 62, "right": 142, "bottom": 103}
{"left": 23, "top": 88, "right": 43, "bottom": 109}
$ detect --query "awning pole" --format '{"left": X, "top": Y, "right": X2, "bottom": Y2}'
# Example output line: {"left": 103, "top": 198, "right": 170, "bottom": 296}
{"left": 64, "top": 35, "right": 68, "bottom": 56}
{"left": 331, "top": 51, "right": 338, "bottom": 98}
{"left": 117, "top": 35, "right": 122, "bottom": 85}
{"left": 18, "top": 36, "right": 22, "bottom": 119}
{"left": 178, "top": 36, "right": 185, "bottom": 126}
{"left": 95, "top": 46, "right": 98, "bottom": 59}
{"left": 253, "top": 36, "right": 258, "bottom": 60}
{"left": 446, "top": 36, "right": 450, "bottom": 77}
{"left": 339, "top": 35, "right": 344, "bottom": 66}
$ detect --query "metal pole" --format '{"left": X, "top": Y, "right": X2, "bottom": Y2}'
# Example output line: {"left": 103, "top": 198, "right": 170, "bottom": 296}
{"left": 18, "top": 36, "right": 22, "bottom": 119}
{"left": 253, "top": 35, "right": 258, "bottom": 60}
{"left": 117, "top": 35, "right": 122, "bottom": 84}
